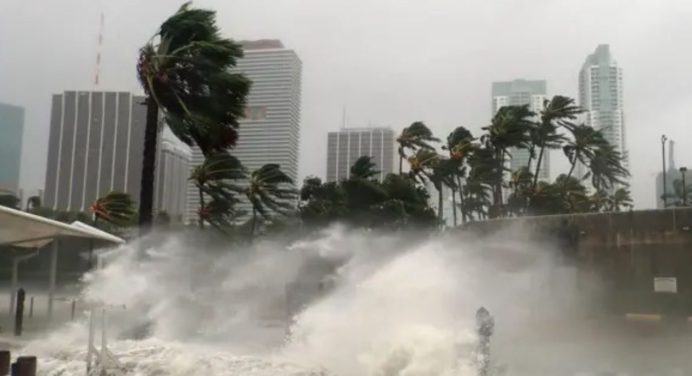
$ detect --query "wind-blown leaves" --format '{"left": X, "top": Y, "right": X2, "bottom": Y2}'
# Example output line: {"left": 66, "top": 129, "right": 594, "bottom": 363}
{"left": 90, "top": 192, "right": 136, "bottom": 226}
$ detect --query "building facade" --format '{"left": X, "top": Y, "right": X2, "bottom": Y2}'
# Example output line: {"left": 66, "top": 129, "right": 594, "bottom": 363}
{"left": 44, "top": 91, "right": 188, "bottom": 220}
{"left": 155, "top": 134, "right": 191, "bottom": 223}
{"left": 577, "top": 44, "right": 627, "bottom": 187}
{"left": 326, "top": 127, "right": 396, "bottom": 182}
{"left": 491, "top": 79, "right": 549, "bottom": 180}
{"left": 0, "top": 103, "right": 25, "bottom": 193}
{"left": 185, "top": 40, "right": 302, "bottom": 224}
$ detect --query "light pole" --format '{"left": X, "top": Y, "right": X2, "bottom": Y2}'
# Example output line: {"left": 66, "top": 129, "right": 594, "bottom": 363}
{"left": 681, "top": 167, "right": 688, "bottom": 206}
{"left": 662, "top": 135, "right": 668, "bottom": 208}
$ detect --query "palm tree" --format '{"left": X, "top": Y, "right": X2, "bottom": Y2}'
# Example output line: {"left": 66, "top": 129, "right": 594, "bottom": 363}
{"left": 407, "top": 149, "right": 439, "bottom": 185}
{"left": 396, "top": 122, "right": 439, "bottom": 174}
{"left": 350, "top": 156, "right": 380, "bottom": 180}
{"left": 446, "top": 126, "right": 474, "bottom": 224}
{"left": 189, "top": 151, "right": 246, "bottom": 229}
{"left": 562, "top": 124, "right": 608, "bottom": 180}
{"left": 481, "top": 105, "right": 534, "bottom": 216}
{"left": 89, "top": 192, "right": 136, "bottom": 226}
{"left": 136, "top": 2, "right": 250, "bottom": 231}
{"left": 246, "top": 164, "right": 297, "bottom": 237}
{"left": 609, "top": 187, "right": 633, "bottom": 212}
{"left": 531, "top": 96, "right": 581, "bottom": 188}
{"left": 588, "top": 144, "right": 629, "bottom": 191}
{"left": 430, "top": 157, "right": 458, "bottom": 221}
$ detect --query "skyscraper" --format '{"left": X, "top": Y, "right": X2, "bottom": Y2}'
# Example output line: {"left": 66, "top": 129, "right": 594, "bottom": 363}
{"left": 0, "top": 103, "right": 24, "bottom": 193}
{"left": 577, "top": 44, "right": 627, "bottom": 186}
{"left": 491, "top": 79, "right": 548, "bottom": 180}
{"left": 185, "top": 40, "right": 302, "bottom": 223}
{"left": 326, "top": 127, "right": 396, "bottom": 182}
{"left": 44, "top": 91, "right": 188, "bottom": 219}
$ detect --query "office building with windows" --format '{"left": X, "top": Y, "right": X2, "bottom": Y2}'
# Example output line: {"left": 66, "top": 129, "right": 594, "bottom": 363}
{"left": 326, "top": 127, "right": 396, "bottom": 182}
{"left": 44, "top": 91, "right": 188, "bottom": 221}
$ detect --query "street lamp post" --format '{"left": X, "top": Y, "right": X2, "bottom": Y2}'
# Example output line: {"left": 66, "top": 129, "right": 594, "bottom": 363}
{"left": 681, "top": 167, "right": 688, "bottom": 206}
{"left": 662, "top": 135, "right": 668, "bottom": 208}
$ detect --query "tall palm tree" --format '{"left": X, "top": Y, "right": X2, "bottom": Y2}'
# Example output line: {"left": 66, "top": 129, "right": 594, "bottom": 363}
{"left": 430, "top": 157, "right": 458, "bottom": 221}
{"left": 481, "top": 105, "right": 534, "bottom": 217}
{"left": 588, "top": 144, "right": 629, "bottom": 191}
{"left": 531, "top": 96, "right": 581, "bottom": 188}
{"left": 562, "top": 124, "right": 608, "bottom": 180}
{"left": 136, "top": 2, "right": 250, "bottom": 232}
{"left": 189, "top": 151, "right": 246, "bottom": 229}
{"left": 396, "top": 122, "right": 439, "bottom": 174}
{"left": 246, "top": 164, "right": 297, "bottom": 237}
{"left": 446, "top": 126, "right": 474, "bottom": 224}
{"left": 350, "top": 156, "right": 380, "bottom": 180}
{"left": 89, "top": 192, "right": 136, "bottom": 226}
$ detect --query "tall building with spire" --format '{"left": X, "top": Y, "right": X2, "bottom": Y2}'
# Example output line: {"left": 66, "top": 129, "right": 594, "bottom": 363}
{"left": 577, "top": 45, "right": 627, "bottom": 188}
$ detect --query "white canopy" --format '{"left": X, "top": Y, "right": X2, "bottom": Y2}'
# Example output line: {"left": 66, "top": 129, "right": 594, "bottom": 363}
{"left": 0, "top": 205, "right": 125, "bottom": 248}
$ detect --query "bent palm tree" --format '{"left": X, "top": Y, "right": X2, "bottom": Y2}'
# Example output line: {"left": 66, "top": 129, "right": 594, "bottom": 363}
{"left": 89, "top": 192, "right": 136, "bottom": 226}
{"left": 397, "top": 122, "right": 439, "bottom": 174}
{"left": 407, "top": 149, "right": 440, "bottom": 185}
{"left": 190, "top": 151, "right": 246, "bottom": 228}
{"left": 562, "top": 124, "right": 608, "bottom": 180}
{"left": 482, "top": 105, "right": 534, "bottom": 216}
{"left": 246, "top": 164, "right": 297, "bottom": 237}
{"left": 532, "top": 96, "right": 581, "bottom": 188}
{"left": 588, "top": 144, "right": 629, "bottom": 191}
{"left": 446, "top": 126, "right": 474, "bottom": 224}
{"left": 350, "top": 156, "right": 380, "bottom": 180}
{"left": 609, "top": 187, "right": 633, "bottom": 212}
{"left": 136, "top": 2, "right": 250, "bottom": 231}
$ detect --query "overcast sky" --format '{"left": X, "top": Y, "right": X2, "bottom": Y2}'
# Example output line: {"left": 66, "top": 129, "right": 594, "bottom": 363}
{"left": 2, "top": 0, "right": 692, "bottom": 208}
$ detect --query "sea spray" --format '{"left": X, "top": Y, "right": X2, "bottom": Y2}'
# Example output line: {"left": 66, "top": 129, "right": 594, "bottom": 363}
{"left": 21, "top": 224, "right": 594, "bottom": 375}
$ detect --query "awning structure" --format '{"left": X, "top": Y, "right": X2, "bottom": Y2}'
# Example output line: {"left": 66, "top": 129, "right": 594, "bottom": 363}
{"left": 0, "top": 205, "right": 125, "bottom": 321}
{"left": 0, "top": 205, "right": 125, "bottom": 247}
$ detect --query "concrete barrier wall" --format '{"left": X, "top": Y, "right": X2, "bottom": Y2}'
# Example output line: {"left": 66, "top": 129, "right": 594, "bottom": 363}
{"left": 461, "top": 208, "right": 692, "bottom": 316}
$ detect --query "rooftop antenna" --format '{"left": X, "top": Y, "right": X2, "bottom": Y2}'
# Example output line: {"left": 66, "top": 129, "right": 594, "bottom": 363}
{"left": 93, "top": 12, "right": 104, "bottom": 87}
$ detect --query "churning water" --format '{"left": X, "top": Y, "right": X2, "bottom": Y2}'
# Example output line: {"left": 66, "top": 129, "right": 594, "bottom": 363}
{"left": 19, "top": 225, "right": 690, "bottom": 375}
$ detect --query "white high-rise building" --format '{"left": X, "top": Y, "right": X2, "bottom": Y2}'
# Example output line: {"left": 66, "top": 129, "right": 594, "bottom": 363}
{"left": 491, "top": 79, "right": 548, "bottom": 180}
{"left": 185, "top": 40, "right": 302, "bottom": 223}
{"left": 576, "top": 44, "right": 627, "bottom": 187}
{"left": 326, "top": 127, "right": 396, "bottom": 182}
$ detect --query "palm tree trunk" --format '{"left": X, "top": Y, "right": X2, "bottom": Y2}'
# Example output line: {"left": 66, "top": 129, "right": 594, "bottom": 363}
{"left": 197, "top": 187, "right": 205, "bottom": 229}
{"left": 457, "top": 176, "right": 467, "bottom": 223}
{"left": 566, "top": 153, "right": 579, "bottom": 180}
{"left": 532, "top": 145, "right": 546, "bottom": 189}
{"left": 250, "top": 206, "right": 257, "bottom": 238}
{"left": 138, "top": 98, "right": 159, "bottom": 234}
{"left": 451, "top": 188, "right": 457, "bottom": 226}
{"left": 399, "top": 155, "right": 403, "bottom": 175}
{"left": 438, "top": 186, "right": 444, "bottom": 221}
